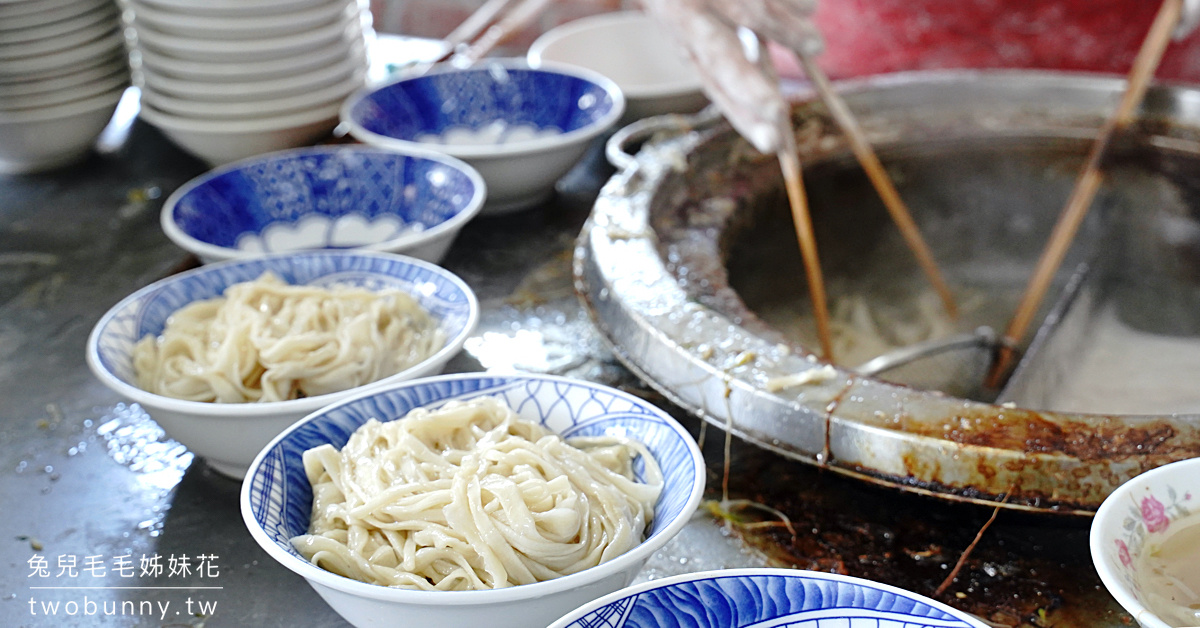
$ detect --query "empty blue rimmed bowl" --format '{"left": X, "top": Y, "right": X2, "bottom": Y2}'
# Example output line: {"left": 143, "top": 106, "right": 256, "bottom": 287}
{"left": 161, "top": 145, "right": 486, "bottom": 264}
{"left": 241, "top": 372, "right": 704, "bottom": 628}
{"left": 549, "top": 568, "right": 993, "bottom": 628}
{"left": 341, "top": 59, "right": 624, "bottom": 214}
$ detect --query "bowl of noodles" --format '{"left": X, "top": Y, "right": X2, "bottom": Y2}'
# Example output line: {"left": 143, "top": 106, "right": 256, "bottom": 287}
{"left": 85, "top": 250, "right": 478, "bottom": 479}
{"left": 240, "top": 372, "right": 705, "bottom": 628}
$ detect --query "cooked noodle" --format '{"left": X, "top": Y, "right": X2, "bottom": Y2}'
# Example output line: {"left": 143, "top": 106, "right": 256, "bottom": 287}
{"left": 291, "top": 396, "right": 663, "bottom": 590}
{"left": 133, "top": 272, "right": 443, "bottom": 403}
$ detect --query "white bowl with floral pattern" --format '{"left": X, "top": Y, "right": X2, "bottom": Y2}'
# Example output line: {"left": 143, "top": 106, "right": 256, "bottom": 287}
{"left": 1090, "top": 456, "right": 1200, "bottom": 628}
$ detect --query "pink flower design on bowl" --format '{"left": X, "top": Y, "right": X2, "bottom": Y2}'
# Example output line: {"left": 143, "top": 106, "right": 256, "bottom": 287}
{"left": 1115, "top": 539, "right": 1133, "bottom": 568}
{"left": 1140, "top": 495, "right": 1170, "bottom": 533}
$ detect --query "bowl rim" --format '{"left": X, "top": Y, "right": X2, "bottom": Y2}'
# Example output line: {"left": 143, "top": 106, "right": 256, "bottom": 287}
{"left": 139, "top": 70, "right": 363, "bottom": 118}
{"left": 137, "top": 49, "right": 361, "bottom": 99}
{"left": 0, "top": 86, "right": 123, "bottom": 122}
{"left": 239, "top": 371, "right": 706, "bottom": 606}
{"left": 131, "top": 6, "right": 362, "bottom": 56}
{"left": 1089, "top": 457, "right": 1200, "bottom": 628}
{"left": 0, "top": 2, "right": 117, "bottom": 45}
{"left": 0, "top": 0, "right": 109, "bottom": 24}
{"left": 340, "top": 58, "right": 627, "bottom": 159}
{"left": 0, "top": 67, "right": 128, "bottom": 110}
{"left": 132, "top": 36, "right": 366, "bottom": 81}
{"left": 0, "top": 27, "right": 122, "bottom": 74}
{"left": 526, "top": 10, "right": 704, "bottom": 99}
{"left": 0, "top": 13, "right": 116, "bottom": 61}
{"left": 0, "top": 55, "right": 126, "bottom": 95}
{"left": 131, "top": 0, "right": 330, "bottom": 14}
{"left": 122, "top": 0, "right": 351, "bottom": 32}
{"left": 545, "top": 567, "right": 994, "bottom": 628}
{"left": 85, "top": 250, "right": 481, "bottom": 419}
{"left": 138, "top": 97, "right": 341, "bottom": 132}
{"left": 158, "top": 144, "right": 487, "bottom": 262}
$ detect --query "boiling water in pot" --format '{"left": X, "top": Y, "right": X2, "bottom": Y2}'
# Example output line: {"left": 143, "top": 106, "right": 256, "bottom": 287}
{"left": 722, "top": 135, "right": 1200, "bottom": 411}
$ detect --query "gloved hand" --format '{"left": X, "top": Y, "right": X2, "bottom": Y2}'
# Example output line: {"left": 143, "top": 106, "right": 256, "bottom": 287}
{"left": 639, "top": 0, "right": 823, "bottom": 155}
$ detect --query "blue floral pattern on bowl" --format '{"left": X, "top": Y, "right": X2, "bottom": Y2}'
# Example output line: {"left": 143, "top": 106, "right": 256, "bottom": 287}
{"left": 346, "top": 63, "right": 618, "bottom": 145}
{"left": 243, "top": 373, "right": 702, "bottom": 571}
{"left": 549, "top": 569, "right": 990, "bottom": 628}
{"left": 92, "top": 251, "right": 476, "bottom": 388}
{"left": 163, "top": 146, "right": 484, "bottom": 257}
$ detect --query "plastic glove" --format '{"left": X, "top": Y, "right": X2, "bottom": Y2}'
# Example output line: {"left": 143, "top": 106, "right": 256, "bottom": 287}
{"left": 1178, "top": 0, "right": 1200, "bottom": 39}
{"left": 639, "top": 0, "right": 823, "bottom": 154}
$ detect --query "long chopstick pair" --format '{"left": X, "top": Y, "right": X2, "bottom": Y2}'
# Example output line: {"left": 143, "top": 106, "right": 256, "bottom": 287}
{"left": 775, "top": 48, "right": 958, "bottom": 363}
{"left": 986, "top": 0, "right": 1185, "bottom": 387}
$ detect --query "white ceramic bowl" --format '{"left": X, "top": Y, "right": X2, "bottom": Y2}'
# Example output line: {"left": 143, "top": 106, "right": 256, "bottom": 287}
{"left": 132, "top": 36, "right": 366, "bottom": 82}
{"left": 140, "top": 71, "right": 363, "bottom": 119}
{"left": 160, "top": 145, "right": 486, "bottom": 264}
{"left": 0, "top": 16, "right": 115, "bottom": 61}
{"left": 0, "top": 87, "right": 122, "bottom": 173}
{"left": 0, "top": 29, "right": 122, "bottom": 76}
{"left": 137, "top": 53, "right": 362, "bottom": 102}
{"left": 1091, "top": 457, "right": 1200, "bottom": 628}
{"left": 131, "top": 8, "right": 366, "bottom": 63}
{"left": 121, "top": 0, "right": 353, "bottom": 40}
{"left": 0, "top": 46, "right": 120, "bottom": 82}
{"left": 0, "top": 0, "right": 110, "bottom": 28}
{"left": 86, "top": 251, "right": 479, "bottom": 479}
{"left": 0, "top": 2, "right": 117, "bottom": 45}
{"left": 133, "top": 0, "right": 331, "bottom": 18}
{"left": 240, "top": 372, "right": 706, "bottom": 628}
{"left": 0, "top": 55, "right": 126, "bottom": 96}
{"left": 0, "top": 68, "right": 128, "bottom": 110}
{"left": 528, "top": 11, "right": 708, "bottom": 122}
{"left": 139, "top": 99, "right": 341, "bottom": 165}
{"left": 342, "top": 59, "right": 625, "bottom": 214}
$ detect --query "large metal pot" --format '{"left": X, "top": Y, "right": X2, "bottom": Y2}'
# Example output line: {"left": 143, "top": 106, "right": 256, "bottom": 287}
{"left": 576, "top": 70, "right": 1200, "bottom": 515}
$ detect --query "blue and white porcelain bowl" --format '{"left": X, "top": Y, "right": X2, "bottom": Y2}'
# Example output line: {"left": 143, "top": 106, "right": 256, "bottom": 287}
{"left": 85, "top": 251, "right": 478, "bottom": 478}
{"left": 341, "top": 59, "right": 624, "bottom": 214}
{"left": 240, "top": 373, "right": 705, "bottom": 628}
{"left": 160, "top": 145, "right": 486, "bottom": 265}
{"left": 549, "top": 568, "right": 992, "bottom": 628}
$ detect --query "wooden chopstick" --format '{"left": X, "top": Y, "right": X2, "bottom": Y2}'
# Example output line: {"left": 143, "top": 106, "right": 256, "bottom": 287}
{"left": 796, "top": 51, "right": 958, "bottom": 319}
{"left": 986, "top": 0, "right": 1185, "bottom": 388}
{"left": 779, "top": 147, "right": 835, "bottom": 361}
{"left": 751, "top": 41, "right": 836, "bottom": 362}
{"left": 436, "top": 0, "right": 517, "bottom": 63}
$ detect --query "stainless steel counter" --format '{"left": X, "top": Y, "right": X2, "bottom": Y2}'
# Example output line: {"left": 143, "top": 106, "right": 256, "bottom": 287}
{"left": 0, "top": 108, "right": 1127, "bottom": 627}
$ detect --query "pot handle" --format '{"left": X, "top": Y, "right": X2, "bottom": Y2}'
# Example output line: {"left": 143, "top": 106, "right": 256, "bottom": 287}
{"left": 605, "top": 106, "right": 724, "bottom": 171}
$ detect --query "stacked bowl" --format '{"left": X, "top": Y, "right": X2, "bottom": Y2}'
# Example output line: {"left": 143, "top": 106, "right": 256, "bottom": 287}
{"left": 121, "top": 0, "right": 373, "bottom": 165}
{"left": 0, "top": 0, "right": 130, "bottom": 173}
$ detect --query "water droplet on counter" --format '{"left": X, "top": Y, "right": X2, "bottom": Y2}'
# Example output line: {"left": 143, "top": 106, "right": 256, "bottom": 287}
{"left": 15, "top": 460, "right": 27, "bottom": 474}
{"left": 43, "top": 465, "right": 53, "bottom": 474}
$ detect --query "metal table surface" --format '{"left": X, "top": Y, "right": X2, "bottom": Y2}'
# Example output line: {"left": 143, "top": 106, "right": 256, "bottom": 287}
{"left": 0, "top": 116, "right": 1127, "bottom": 627}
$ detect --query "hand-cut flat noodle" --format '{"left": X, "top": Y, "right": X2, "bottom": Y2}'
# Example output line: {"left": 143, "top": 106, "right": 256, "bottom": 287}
{"left": 133, "top": 272, "right": 443, "bottom": 403}
{"left": 291, "top": 396, "right": 663, "bottom": 591}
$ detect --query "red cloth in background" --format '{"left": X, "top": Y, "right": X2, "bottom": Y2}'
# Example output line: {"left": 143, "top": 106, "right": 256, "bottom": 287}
{"left": 772, "top": 0, "right": 1200, "bottom": 82}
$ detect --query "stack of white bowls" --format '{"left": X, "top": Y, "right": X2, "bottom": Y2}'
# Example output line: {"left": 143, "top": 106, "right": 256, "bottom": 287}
{"left": 121, "top": 0, "right": 372, "bottom": 166}
{"left": 0, "top": 0, "right": 130, "bottom": 173}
